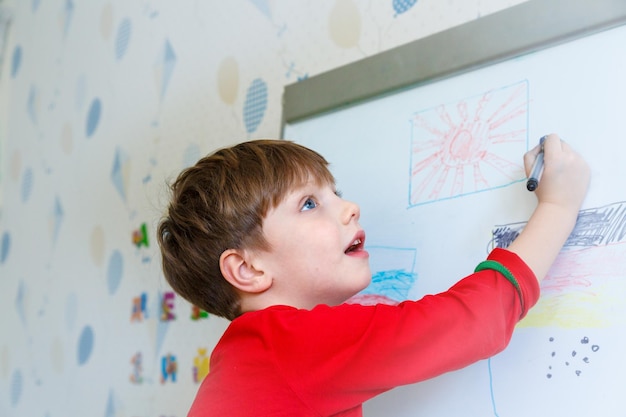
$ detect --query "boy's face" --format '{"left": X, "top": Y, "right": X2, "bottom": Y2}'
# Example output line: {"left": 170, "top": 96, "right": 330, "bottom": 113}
{"left": 250, "top": 179, "right": 371, "bottom": 309}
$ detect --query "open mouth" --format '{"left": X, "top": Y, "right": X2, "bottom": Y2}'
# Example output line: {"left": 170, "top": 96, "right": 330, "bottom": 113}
{"left": 345, "top": 233, "right": 365, "bottom": 254}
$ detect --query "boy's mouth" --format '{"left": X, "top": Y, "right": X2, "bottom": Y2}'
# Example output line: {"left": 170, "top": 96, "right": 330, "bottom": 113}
{"left": 345, "top": 232, "right": 365, "bottom": 254}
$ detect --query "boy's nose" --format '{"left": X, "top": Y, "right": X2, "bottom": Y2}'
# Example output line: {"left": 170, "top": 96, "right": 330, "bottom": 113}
{"left": 342, "top": 199, "right": 361, "bottom": 224}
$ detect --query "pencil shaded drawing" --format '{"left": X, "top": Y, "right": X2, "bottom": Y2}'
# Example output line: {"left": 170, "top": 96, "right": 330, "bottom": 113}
{"left": 488, "top": 203, "right": 625, "bottom": 416}
{"left": 491, "top": 201, "right": 626, "bottom": 328}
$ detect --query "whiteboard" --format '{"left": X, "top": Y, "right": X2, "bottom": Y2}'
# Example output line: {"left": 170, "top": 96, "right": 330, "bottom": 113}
{"left": 284, "top": 14, "right": 626, "bottom": 417}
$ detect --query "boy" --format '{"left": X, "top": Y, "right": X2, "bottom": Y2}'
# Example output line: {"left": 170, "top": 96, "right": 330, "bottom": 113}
{"left": 158, "top": 134, "right": 589, "bottom": 416}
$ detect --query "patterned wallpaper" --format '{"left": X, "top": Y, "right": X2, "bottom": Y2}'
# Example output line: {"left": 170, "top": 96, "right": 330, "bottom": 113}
{"left": 0, "top": 1, "right": 527, "bottom": 416}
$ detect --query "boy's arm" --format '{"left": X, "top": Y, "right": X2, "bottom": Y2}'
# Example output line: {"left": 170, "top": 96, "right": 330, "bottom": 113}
{"left": 506, "top": 134, "right": 590, "bottom": 284}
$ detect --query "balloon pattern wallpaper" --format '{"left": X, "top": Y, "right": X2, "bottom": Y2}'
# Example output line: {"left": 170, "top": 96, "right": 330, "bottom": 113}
{"left": 0, "top": 0, "right": 527, "bottom": 416}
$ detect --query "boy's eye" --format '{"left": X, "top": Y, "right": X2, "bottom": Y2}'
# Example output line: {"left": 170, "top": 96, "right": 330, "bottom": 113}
{"left": 301, "top": 197, "right": 318, "bottom": 211}
{"left": 334, "top": 189, "right": 343, "bottom": 198}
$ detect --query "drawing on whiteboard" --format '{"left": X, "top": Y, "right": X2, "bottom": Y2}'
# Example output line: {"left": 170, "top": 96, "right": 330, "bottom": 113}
{"left": 487, "top": 203, "right": 625, "bottom": 416}
{"left": 347, "top": 246, "right": 418, "bottom": 305}
{"left": 490, "top": 201, "right": 626, "bottom": 328}
{"left": 545, "top": 335, "right": 601, "bottom": 379}
{"left": 489, "top": 332, "right": 604, "bottom": 417}
{"left": 409, "top": 81, "right": 528, "bottom": 206}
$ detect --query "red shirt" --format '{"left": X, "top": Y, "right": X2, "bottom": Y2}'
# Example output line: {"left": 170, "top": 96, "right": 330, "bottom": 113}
{"left": 189, "top": 248, "right": 539, "bottom": 417}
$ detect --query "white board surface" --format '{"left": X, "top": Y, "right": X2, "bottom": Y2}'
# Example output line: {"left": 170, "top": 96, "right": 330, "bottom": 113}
{"left": 284, "top": 23, "right": 626, "bottom": 417}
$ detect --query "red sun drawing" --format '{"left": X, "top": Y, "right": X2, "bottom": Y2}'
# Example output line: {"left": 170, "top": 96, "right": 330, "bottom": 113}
{"left": 409, "top": 81, "right": 529, "bottom": 206}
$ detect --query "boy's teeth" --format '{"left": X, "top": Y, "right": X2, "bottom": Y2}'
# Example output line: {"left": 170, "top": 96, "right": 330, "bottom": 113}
{"left": 347, "top": 239, "right": 361, "bottom": 252}
{"left": 346, "top": 238, "right": 363, "bottom": 253}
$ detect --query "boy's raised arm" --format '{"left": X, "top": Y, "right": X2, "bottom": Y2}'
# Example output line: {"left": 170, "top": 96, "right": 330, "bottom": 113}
{"left": 507, "top": 133, "right": 590, "bottom": 284}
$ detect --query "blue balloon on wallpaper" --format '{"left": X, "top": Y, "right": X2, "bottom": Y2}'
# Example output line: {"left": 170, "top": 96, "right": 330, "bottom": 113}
{"left": 11, "top": 369, "right": 22, "bottom": 406}
{"left": 393, "top": 0, "right": 418, "bottom": 15}
{"left": 21, "top": 167, "right": 33, "bottom": 203}
{"left": 105, "top": 389, "right": 116, "bottom": 417}
{"left": 86, "top": 98, "right": 102, "bottom": 137}
{"left": 107, "top": 250, "right": 123, "bottom": 295}
{"left": 77, "top": 325, "right": 94, "bottom": 365}
{"left": 0, "top": 231, "right": 10, "bottom": 264}
{"left": 243, "top": 78, "right": 268, "bottom": 133}
{"left": 115, "top": 18, "right": 132, "bottom": 60}
{"left": 11, "top": 46, "right": 22, "bottom": 78}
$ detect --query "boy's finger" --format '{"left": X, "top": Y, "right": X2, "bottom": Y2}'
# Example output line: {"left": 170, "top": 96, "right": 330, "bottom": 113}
{"left": 523, "top": 141, "right": 543, "bottom": 172}
{"left": 542, "top": 133, "right": 563, "bottom": 154}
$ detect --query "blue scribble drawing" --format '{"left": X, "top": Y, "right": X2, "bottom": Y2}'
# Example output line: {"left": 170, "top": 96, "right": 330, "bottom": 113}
{"left": 348, "top": 246, "right": 418, "bottom": 305}
{"left": 360, "top": 270, "right": 417, "bottom": 302}
{"left": 409, "top": 81, "right": 529, "bottom": 207}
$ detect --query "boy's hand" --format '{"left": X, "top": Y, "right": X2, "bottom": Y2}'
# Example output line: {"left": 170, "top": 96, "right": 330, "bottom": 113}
{"left": 509, "top": 133, "right": 591, "bottom": 284}
{"left": 523, "top": 133, "right": 590, "bottom": 213}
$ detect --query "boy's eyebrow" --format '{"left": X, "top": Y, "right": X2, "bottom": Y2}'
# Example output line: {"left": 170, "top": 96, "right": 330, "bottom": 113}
{"left": 285, "top": 182, "right": 325, "bottom": 200}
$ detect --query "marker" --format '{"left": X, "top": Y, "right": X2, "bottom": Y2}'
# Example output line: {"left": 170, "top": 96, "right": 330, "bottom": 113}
{"left": 526, "top": 136, "right": 546, "bottom": 192}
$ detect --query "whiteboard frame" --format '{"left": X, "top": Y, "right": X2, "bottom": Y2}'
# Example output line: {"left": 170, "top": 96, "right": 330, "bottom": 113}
{"left": 282, "top": 0, "right": 626, "bottom": 130}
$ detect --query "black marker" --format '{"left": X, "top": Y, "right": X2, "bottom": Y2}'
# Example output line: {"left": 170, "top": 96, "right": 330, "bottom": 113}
{"left": 526, "top": 136, "right": 547, "bottom": 192}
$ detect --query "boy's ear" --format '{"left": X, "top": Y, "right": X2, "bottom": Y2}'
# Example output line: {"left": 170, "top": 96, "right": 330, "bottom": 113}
{"left": 219, "top": 249, "right": 271, "bottom": 294}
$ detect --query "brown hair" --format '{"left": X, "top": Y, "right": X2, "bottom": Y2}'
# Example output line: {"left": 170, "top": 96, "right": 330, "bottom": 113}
{"left": 157, "top": 139, "right": 335, "bottom": 320}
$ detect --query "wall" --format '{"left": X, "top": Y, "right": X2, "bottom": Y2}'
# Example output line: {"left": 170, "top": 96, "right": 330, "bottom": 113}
{"left": 0, "top": 1, "right": 527, "bottom": 416}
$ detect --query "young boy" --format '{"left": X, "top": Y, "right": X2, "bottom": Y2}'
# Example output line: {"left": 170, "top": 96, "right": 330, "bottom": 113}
{"left": 158, "top": 134, "right": 589, "bottom": 417}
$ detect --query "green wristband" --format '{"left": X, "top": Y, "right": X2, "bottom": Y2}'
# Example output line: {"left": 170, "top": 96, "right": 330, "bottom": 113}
{"left": 475, "top": 260, "right": 524, "bottom": 310}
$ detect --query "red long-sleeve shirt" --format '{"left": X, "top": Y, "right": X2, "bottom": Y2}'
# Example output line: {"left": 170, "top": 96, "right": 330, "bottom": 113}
{"left": 189, "top": 248, "right": 540, "bottom": 417}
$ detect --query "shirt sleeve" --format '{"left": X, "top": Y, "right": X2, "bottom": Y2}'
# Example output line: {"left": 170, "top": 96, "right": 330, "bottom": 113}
{"left": 482, "top": 247, "right": 541, "bottom": 319}
{"left": 264, "top": 248, "right": 540, "bottom": 415}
